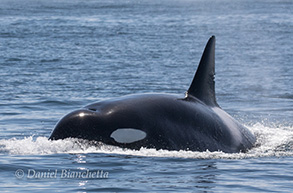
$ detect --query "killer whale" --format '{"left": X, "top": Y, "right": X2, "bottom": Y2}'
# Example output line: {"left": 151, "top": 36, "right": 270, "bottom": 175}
{"left": 49, "top": 36, "right": 256, "bottom": 153}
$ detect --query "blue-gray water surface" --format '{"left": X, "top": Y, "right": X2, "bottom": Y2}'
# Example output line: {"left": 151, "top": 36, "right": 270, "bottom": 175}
{"left": 0, "top": 0, "right": 292, "bottom": 192}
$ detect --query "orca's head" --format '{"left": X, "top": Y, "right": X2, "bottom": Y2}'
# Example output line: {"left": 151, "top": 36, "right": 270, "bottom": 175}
{"left": 49, "top": 108, "right": 147, "bottom": 146}
{"left": 49, "top": 109, "right": 106, "bottom": 141}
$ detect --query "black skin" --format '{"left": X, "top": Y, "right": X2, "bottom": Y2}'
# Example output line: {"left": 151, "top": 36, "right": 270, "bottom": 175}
{"left": 49, "top": 94, "right": 256, "bottom": 153}
{"left": 49, "top": 36, "right": 256, "bottom": 153}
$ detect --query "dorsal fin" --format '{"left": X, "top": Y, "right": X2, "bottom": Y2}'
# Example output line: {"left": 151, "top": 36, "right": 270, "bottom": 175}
{"left": 186, "top": 36, "right": 218, "bottom": 107}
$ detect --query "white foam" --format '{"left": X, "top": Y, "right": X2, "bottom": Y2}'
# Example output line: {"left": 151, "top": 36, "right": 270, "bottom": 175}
{"left": 0, "top": 122, "right": 292, "bottom": 159}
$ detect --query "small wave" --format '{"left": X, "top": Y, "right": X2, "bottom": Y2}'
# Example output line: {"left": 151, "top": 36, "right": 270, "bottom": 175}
{"left": 38, "top": 100, "right": 75, "bottom": 106}
{"left": 0, "top": 123, "right": 292, "bottom": 159}
{"left": 269, "top": 93, "right": 293, "bottom": 100}
{"left": 40, "top": 58, "right": 61, "bottom": 63}
{"left": 16, "top": 100, "right": 84, "bottom": 107}
{"left": 6, "top": 57, "right": 23, "bottom": 62}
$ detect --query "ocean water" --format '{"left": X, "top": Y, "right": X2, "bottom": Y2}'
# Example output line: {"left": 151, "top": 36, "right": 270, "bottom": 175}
{"left": 0, "top": 0, "right": 292, "bottom": 192}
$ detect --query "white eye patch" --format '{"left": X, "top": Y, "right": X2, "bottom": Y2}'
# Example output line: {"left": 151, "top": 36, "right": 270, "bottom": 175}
{"left": 110, "top": 128, "right": 147, "bottom": 143}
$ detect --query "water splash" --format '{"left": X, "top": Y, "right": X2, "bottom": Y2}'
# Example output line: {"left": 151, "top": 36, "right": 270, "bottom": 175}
{"left": 0, "top": 122, "right": 292, "bottom": 159}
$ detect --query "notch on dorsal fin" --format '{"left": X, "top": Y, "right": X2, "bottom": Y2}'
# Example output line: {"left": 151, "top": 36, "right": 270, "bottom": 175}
{"left": 186, "top": 36, "right": 218, "bottom": 107}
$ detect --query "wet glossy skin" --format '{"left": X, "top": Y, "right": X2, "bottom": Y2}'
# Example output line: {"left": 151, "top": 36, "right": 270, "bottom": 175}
{"left": 49, "top": 36, "right": 256, "bottom": 153}
{"left": 49, "top": 93, "right": 256, "bottom": 153}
